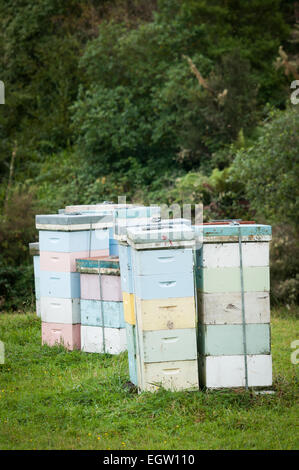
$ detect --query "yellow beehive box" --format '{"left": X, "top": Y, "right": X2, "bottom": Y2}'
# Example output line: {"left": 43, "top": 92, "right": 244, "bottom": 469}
{"left": 123, "top": 292, "right": 136, "bottom": 325}
{"left": 135, "top": 296, "right": 196, "bottom": 331}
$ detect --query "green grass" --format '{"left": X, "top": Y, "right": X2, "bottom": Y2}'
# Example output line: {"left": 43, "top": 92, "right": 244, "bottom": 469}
{"left": 0, "top": 307, "right": 298, "bottom": 450}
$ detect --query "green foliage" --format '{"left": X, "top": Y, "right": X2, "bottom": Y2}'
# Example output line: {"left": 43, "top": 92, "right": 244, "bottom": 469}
{"left": 0, "top": 0, "right": 156, "bottom": 182}
{"left": 0, "top": 189, "right": 37, "bottom": 265}
{"left": 0, "top": 189, "right": 37, "bottom": 310}
{"left": 0, "top": 0, "right": 297, "bottom": 308}
{"left": 30, "top": 150, "right": 89, "bottom": 213}
{"left": 232, "top": 106, "right": 299, "bottom": 227}
{"left": 0, "top": 1, "right": 82, "bottom": 178}
{"left": 0, "top": 265, "right": 34, "bottom": 311}
{"left": 270, "top": 225, "right": 299, "bottom": 305}
{"left": 72, "top": 0, "right": 290, "bottom": 174}
{"left": 162, "top": 167, "right": 252, "bottom": 221}
{"left": 30, "top": 149, "right": 180, "bottom": 210}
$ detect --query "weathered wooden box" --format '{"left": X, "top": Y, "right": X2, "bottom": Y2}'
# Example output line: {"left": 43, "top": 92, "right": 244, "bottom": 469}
{"left": 42, "top": 322, "right": 81, "bottom": 350}
{"left": 40, "top": 250, "right": 108, "bottom": 272}
{"left": 39, "top": 229, "right": 109, "bottom": 253}
{"left": 135, "top": 296, "right": 196, "bottom": 331}
{"left": 40, "top": 297, "right": 80, "bottom": 324}
{"left": 198, "top": 354, "right": 272, "bottom": 388}
{"left": 132, "top": 248, "right": 193, "bottom": 276}
{"left": 137, "top": 359, "right": 199, "bottom": 392}
{"left": 80, "top": 274, "right": 122, "bottom": 301}
{"left": 197, "top": 323, "right": 271, "bottom": 356}
{"left": 197, "top": 291, "right": 270, "bottom": 324}
{"left": 80, "top": 299, "right": 125, "bottom": 328}
{"left": 40, "top": 271, "right": 80, "bottom": 299}
{"left": 138, "top": 328, "right": 198, "bottom": 363}
{"left": 81, "top": 325, "right": 127, "bottom": 354}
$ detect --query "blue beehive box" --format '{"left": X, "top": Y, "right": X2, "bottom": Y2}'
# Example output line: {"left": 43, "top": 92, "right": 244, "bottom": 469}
{"left": 40, "top": 271, "right": 81, "bottom": 299}
{"left": 132, "top": 248, "right": 193, "bottom": 276}
{"left": 39, "top": 229, "right": 109, "bottom": 253}
{"left": 81, "top": 299, "right": 125, "bottom": 328}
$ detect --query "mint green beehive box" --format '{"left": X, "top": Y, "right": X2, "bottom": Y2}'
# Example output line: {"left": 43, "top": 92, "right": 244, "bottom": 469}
{"left": 198, "top": 323, "right": 271, "bottom": 356}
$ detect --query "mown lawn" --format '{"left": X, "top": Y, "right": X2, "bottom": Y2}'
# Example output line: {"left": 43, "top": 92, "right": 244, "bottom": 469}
{"left": 0, "top": 307, "right": 298, "bottom": 450}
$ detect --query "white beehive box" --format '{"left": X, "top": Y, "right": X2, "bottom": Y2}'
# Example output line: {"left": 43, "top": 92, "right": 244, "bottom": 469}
{"left": 81, "top": 325, "right": 127, "bottom": 355}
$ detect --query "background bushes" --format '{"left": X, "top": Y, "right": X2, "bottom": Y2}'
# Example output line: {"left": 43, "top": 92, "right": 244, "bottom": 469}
{"left": 0, "top": 0, "right": 298, "bottom": 309}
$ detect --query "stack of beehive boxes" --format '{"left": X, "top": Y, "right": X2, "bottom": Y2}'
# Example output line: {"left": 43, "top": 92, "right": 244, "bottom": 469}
{"left": 126, "top": 220, "right": 199, "bottom": 392}
{"left": 36, "top": 212, "right": 110, "bottom": 350}
{"left": 114, "top": 206, "right": 161, "bottom": 386}
{"left": 195, "top": 223, "right": 272, "bottom": 388}
{"left": 77, "top": 256, "right": 126, "bottom": 354}
{"left": 29, "top": 242, "right": 41, "bottom": 317}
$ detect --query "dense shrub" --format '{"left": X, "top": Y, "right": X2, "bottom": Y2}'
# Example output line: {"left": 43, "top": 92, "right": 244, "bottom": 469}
{"left": 72, "top": 0, "right": 290, "bottom": 175}
{"left": 0, "top": 189, "right": 37, "bottom": 310}
{"left": 232, "top": 106, "right": 299, "bottom": 227}
{"left": 0, "top": 264, "right": 34, "bottom": 311}
{"left": 0, "top": 1, "right": 297, "bottom": 309}
{"left": 270, "top": 225, "right": 299, "bottom": 305}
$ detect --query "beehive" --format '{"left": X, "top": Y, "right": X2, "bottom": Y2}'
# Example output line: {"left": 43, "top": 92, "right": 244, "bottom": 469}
{"left": 114, "top": 206, "right": 161, "bottom": 386}
{"left": 76, "top": 256, "right": 126, "bottom": 354}
{"left": 127, "top": 220, "right": 199, "bottom": 392}
{"left": 36, "top": 212, "right": 111, "bottom": 350}
{"left": 194, "top": 223, "right": 272, "bottom": 389}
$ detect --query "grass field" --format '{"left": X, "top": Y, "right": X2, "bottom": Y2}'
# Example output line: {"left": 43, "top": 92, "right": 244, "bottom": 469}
{"left": 0, "top": 307, "right": 298, "bottom": 450}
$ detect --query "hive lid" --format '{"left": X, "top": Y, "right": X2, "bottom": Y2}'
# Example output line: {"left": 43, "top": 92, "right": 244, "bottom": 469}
{"left": 194, "top": 223, "right": 272, "bottom": 243}
{"left": 36, "top": 212, "right": 113, "bottom": 231}
{"left": 64, "top": 203, "right": 135, "bottom": 214}
{"left": 76, "top": 256, "right": 120, "bottom": 274}
{"left": 126, "top": 219, "right": 195, "bottom": 249}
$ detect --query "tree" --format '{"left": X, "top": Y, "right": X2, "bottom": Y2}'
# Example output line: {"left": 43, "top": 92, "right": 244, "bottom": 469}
{"left": 232, "top": 106, "right": 299, "bottom": 227}
{"left": 72, "top": 0, "right": 290, "bottom": 175}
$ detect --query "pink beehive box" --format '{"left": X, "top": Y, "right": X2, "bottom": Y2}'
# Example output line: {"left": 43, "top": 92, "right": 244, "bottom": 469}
{"left": 80, "top": 273, "right": 122, "bottom": 301}
{"left": 40, "top": 249, "right": 109, "bottom": 272}
{"left": 42, "top": 322, "right": 81, "bottom": 350}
